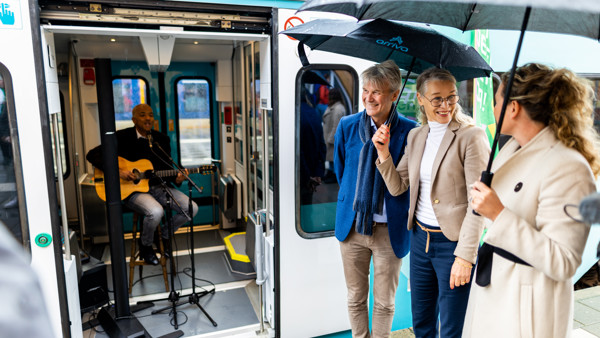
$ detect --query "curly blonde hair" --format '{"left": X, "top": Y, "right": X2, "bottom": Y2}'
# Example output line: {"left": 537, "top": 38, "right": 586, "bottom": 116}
{"left": 501, "top": 63, "right": 600, "bottom": 176}
{"left": 416, "top": 67, "right": 474, "bottom": 126}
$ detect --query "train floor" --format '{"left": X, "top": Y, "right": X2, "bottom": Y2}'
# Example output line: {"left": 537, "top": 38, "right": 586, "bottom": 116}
{"left": 81, "top": 228, "right": 265, "bottom": 337}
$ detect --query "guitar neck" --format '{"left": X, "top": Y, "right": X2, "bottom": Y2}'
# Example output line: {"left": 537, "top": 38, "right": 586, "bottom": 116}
{"left": 154, "top": 165, "right": 215, "bottom": 178}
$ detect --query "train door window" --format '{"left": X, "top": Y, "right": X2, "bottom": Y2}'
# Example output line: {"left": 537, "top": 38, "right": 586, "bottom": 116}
{"left": 296, "top": 65, "right": 358, "bottom": 238}
{"left": 245, "top": 43, "right": 261, "bottom": 210}
{"left": 112, "top": 77, "right": 149, "bottom": 131}
{"left": 50, "top": 93, "right": 70, "bottom": 179}
{"left": 174, "top": 77, "right": 212, "bottom": 166}
{"left": 0, "top": 66, "right": 28, "bottom": 247}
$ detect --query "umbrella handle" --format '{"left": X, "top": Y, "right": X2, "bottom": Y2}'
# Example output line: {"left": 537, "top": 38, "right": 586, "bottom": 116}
{"left": 472, "top": 171, "right": 494, "bottom": 216}
{"left": 298, "top": 42, "right": 310, "bottom": 67}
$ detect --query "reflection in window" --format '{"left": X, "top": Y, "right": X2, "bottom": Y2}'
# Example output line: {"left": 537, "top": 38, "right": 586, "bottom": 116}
{"left": 112, "top": 78, "right": 148, "bottom": 130}
{"left": 0, "top": 72, "right": 24, "bottom": 245}
{"left": 175, "top": 78, "right": 212, "bottom": 166}
{"left": 298, "top": 67, "right": 357, "bottom": 237}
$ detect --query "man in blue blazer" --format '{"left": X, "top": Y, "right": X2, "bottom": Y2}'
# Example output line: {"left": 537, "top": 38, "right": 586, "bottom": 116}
{"left": 334, "top": 60, "right": 416, "bottom": 338}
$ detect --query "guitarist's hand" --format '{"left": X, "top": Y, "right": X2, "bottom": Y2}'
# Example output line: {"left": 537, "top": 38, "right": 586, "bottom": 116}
{"left": 119, "top": 169, "right": 136, "bottom": 181}
{"left": 175, "top": 170, "right": 188, "bottom": 185}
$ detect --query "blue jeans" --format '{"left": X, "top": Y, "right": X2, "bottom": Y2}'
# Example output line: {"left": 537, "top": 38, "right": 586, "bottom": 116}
{"left": 410, "top": 220, "right": 471, "bottom": 338}
{"left": 126, "top": 185, "right": 198, "bottom": 246}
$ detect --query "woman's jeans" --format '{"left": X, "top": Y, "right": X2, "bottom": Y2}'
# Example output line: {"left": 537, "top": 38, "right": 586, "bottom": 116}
{"left": 410, "top": 220, "right": 472, "bottom": 338}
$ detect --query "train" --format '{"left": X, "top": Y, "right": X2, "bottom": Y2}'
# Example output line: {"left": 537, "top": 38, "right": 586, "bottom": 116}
{"left": 1, "top": 1, "right": 599, "bottom": 337}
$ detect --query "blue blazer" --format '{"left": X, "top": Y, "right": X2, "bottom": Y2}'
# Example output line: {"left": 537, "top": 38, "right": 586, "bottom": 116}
{"left": 334, "top": 111, "right": 417, "bottom": 258}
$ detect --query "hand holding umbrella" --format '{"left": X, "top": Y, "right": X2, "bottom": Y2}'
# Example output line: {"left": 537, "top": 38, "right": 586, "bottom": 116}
{"left": 470, "top": 180, "right": 504, "bottom": 221}
{"left": 372, "top": 124, "right": 391, "bottom": 161}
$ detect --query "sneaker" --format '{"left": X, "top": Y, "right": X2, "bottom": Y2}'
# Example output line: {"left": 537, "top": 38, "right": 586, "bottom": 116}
{"left": 139, "top": 244, "right": 159, "bottom": 265}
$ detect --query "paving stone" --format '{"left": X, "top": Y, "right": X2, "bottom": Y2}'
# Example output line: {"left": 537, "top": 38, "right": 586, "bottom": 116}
{"left": 576, "top": 286, "right": 600, "bottom": 301}
{"left": 574, "top": 302, "right": 600, "bottom": 326}
{"left": 582, "top": 296, "right": 600, "bottom": 312}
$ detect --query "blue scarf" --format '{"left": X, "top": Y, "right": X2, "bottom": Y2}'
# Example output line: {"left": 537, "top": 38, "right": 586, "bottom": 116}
{"left": 353, "top": 108, "right": 399, "bottom": 235}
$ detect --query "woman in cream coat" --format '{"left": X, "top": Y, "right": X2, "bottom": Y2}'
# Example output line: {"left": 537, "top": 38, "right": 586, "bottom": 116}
{"left": 373, "top": 68, "right": 490, "bottom": 337}
{"left": 466, "top": 63, "right": 600, "bottom": 337}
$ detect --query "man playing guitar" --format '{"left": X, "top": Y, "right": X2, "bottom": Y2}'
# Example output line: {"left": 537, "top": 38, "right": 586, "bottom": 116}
{"left": 87, "top": 103, "right": 198, "bottom": 265}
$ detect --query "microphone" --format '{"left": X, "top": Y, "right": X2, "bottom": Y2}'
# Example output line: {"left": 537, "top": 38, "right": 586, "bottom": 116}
{"left": 147, "top": 133, "right": 153, "bottom": 148}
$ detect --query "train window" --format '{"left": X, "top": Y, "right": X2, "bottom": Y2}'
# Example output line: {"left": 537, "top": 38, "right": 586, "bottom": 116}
{"left": 0, "top": 67, "right": 28, "bottom": 247}
{"left": 296, "top": 65, "right": 359, "bottom": 238}
{"left": 174, "top": 78, "right": 212, "bottom": 166}
{"left": 112, "top": 77, "right": 149, "bottom": 131}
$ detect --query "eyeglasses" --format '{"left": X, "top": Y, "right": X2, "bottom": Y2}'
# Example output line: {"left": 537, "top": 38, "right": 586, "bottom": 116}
{"left": 423, "top": 94, "right": 459, "bottom": 107}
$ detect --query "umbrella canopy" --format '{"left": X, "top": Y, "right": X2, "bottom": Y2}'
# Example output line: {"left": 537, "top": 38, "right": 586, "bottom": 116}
{"left": 282, "top": 18, "right": 493, "bottom": 82}
{"left": 298, "top": 0, "right": 600, "bottom": 40}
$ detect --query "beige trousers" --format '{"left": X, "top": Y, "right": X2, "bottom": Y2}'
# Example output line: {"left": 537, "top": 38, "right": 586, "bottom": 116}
{"left": 340, "top": 225, "right": 402, "bottom": 338}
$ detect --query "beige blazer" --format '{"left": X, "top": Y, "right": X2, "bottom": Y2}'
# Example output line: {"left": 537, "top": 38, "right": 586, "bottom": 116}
{"left": 462, "top": 127, "right": 596, "bottom": 338}
{"left": 377, "top": 120, "right": 490, "bottom": 263}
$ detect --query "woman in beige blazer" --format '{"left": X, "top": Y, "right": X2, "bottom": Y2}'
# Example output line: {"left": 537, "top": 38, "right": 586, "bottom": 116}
{"left": 465, "top": 63, "right": 600, "bottom": 337}
{"left": 373, "top": 68, "right": 490, "bottom": 337}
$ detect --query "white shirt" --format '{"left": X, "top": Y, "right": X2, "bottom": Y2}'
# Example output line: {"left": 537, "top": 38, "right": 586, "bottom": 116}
{"left": 415, "top": 121, "right": 449, "bottom": 226}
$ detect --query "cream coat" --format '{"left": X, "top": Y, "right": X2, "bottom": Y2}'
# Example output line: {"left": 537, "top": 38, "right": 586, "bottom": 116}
{"left": 463, "top": 127, "right": 596, "bottom": 338}
{"left": 377, "top": 120, "right": 490, "bottom": 263}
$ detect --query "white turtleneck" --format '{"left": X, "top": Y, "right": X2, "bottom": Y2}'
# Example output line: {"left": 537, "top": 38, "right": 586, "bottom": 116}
{"left": 415, "top": 121, "right": 449, "bottom": 227}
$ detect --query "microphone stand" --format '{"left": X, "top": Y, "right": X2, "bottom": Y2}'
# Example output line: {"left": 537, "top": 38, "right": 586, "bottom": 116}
{"left": 150, "top": 140, "right": 218, "bottom": 327}
{"left": 150, "top": 175, "right": 185, "bottom": 335}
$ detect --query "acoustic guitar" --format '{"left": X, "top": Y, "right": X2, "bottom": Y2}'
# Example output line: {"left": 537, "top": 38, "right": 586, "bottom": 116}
{"left": 94, "top": 157, "right": 215, "bottom": 201}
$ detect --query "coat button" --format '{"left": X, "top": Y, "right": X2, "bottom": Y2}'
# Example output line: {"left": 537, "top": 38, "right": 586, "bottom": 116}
{"left": 434, "top": 199, "right": 439, "bottom": 204}
{"left": 514, "top": 182, "right": 523, "bottom": 192}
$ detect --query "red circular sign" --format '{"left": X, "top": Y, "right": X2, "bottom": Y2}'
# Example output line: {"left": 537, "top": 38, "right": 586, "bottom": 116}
{"left": 284, "top": 16, "right": 305, "bottom": 40}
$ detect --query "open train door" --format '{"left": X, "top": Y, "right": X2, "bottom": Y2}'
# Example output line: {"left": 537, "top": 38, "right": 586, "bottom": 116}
{"left": 274, "top": 8, "right": 373, "bottom": 338}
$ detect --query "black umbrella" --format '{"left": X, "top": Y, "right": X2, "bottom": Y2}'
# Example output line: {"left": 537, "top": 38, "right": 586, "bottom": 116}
{"left": 298, "top": 0, "right": 600, "bottom": 40}
{"left": 282, "top": 18, "right": 493, "bottom": 82}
